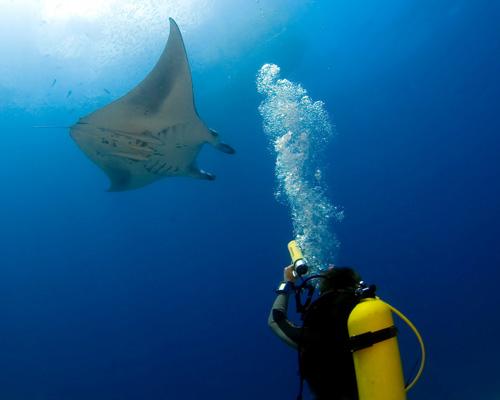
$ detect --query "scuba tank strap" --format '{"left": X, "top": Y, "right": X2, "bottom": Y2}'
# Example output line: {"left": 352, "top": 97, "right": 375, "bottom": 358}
{"left": 349, "top": 325, "right": 398, "bottom": 352}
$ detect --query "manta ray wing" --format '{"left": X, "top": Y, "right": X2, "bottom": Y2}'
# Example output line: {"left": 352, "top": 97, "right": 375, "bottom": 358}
{"left": 70, "top": 18, "right": 234, "bottom": 191}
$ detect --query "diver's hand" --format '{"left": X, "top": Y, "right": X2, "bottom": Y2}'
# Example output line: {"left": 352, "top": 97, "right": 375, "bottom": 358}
{"left": 284, "top": 265, "right": 295, "bottom": 282}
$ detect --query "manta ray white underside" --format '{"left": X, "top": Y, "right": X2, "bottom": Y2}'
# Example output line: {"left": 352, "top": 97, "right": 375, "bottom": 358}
{"left": 70, "top": 18, "right": 234, "bottom": 191}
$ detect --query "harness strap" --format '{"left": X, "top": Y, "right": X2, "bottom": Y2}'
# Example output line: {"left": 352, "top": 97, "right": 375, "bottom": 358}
{"left": 295, "top": 283, "right": 315, "bottom": 315}
{"left": 295, "top": 343, "right": 305, "bottom": 400}
{"left": 349, "top": 326, "right": 398, "bottom": 352}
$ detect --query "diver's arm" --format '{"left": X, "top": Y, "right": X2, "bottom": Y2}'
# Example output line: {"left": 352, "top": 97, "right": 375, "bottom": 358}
{"left": 268, "top": 288, "right": 301, "bottom": 349}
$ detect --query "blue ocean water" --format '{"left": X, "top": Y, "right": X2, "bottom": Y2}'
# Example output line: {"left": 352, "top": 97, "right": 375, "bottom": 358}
{"left": 0, "top": 1, "right": 499, "bottom": 399}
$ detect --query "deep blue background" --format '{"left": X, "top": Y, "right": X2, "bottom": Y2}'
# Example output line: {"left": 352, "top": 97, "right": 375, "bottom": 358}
{"left": 1, "top": 1, "right": 499, "bottom": 399}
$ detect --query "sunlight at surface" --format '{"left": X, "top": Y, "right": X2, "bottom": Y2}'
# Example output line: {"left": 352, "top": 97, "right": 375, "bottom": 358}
{"left": 39, "top": 0, "right": 210, "bottom": 23}
{"left": 257, "top": 63, "right": 343, "bottom": 272}
{"left": 38, "top": 0, "right": 211, "bottom": 29}
{"left": 35, "top": 0, "right": 213, "bottom": 61}
{"left": 0, "top": 0, "right": 307, "bottom": 110}
{"left": 41, "top": 0, "right": 108, "bottom": 20}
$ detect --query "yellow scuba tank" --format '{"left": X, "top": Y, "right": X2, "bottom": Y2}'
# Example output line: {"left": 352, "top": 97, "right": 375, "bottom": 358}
{"left": 348, "top": 297, "right": 406, "bottom": 400}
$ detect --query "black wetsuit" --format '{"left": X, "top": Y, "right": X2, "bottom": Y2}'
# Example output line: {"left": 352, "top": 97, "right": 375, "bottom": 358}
{"left": 268, "top": 288, "right": 359, "bottom": 400}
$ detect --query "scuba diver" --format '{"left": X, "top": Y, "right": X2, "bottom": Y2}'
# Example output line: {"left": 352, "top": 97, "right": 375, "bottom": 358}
{"left": 269, "top": 264, "right": 362, "bottom": 400}
{"left": 268, "top": 241, "right": 425, "bottom": 400}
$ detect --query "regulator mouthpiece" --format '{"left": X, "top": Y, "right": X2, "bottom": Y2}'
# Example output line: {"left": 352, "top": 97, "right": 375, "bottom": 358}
{"left": 288, "top": 240, "right": 309, "bottom": 276}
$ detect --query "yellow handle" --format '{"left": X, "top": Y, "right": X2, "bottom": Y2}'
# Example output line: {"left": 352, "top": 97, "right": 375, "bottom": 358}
{"left": 288, "top": 240, "right": 304, "bottom": 264}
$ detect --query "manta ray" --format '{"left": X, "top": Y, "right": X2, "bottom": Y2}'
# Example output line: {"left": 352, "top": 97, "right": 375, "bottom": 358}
{"left": 70, "top": 18, "right": 234, "bottom": 191}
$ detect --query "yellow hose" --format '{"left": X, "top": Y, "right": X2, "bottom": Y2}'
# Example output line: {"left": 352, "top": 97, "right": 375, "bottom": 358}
{"left": 383, "top": 301, "right": 426, "bottom": 391}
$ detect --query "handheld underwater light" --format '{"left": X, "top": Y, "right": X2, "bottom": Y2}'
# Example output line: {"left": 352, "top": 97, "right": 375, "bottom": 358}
{"left": 288, "top": 240, "right": 309, "bottom": 276}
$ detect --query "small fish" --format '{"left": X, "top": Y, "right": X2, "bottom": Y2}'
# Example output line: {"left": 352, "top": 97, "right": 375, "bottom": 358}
{"left": 66, "top": 90, "right": 72, "bottom": 98}
{"left": 50, "top": 79, "right": 57, "bottom": 88}
{"left": 103, "top": 88, "right": 110, "bottom": 95}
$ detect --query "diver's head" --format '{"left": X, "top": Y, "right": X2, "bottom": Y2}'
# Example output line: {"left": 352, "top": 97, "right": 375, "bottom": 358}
{"left": 319, "top": 266, "right": 361, "bottom": 295}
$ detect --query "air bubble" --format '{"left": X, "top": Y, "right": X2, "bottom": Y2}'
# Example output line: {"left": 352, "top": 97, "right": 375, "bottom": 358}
{"left": 257, "top": 63, "right": 343, "bottom": 272}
